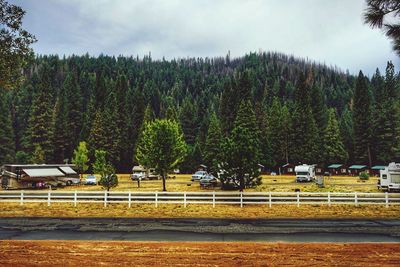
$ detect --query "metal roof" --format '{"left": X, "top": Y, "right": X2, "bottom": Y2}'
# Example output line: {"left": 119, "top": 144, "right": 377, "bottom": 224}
{"left": 59, "top": 166, "right": 77, "bottom": 174}
{"left": 327, "top": 164, "right": 343, "bottom": 168}
{"left": 348, "top": 165, "right": 367, "bottom": 169}
{"left": 2, "top": 164, "right": 76, "bottom": 168}
{"left": 22, "top": 168, "right": 65, "bottom": 177}
{"left": 371, "top": 166, "right": 386, "bottom": 170}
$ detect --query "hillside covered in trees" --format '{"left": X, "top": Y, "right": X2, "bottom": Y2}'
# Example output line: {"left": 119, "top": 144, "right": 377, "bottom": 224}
{"left": 0, "top": 51, "right": 399, "bottom": 172}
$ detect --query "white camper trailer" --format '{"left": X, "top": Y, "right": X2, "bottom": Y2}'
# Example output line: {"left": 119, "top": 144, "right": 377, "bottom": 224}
{"left": 131, "top": 165, "right": 160, "bottom": 181}
{"left": 295, "top": 164, "right": 316, "bottom": 182}
{"left": 378, "top": 162, "right": 400, "bottom": 192}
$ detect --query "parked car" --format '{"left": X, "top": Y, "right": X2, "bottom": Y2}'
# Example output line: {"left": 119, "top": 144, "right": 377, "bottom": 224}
{"left": 191, "top": 171, "right": 208, "bottom": 181}
{"left": 85, "top": 175, "right": 97, "bottom": 185}
{"left": 199, "top": 174, "right": 219, "bottom": 188}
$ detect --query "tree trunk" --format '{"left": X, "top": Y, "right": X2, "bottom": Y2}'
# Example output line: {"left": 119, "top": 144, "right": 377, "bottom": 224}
{"left": 239, "top": 175, "right": 244, "bottom": 192}
{"left": 162, "top": 171, "right": 166, "bottom": 192}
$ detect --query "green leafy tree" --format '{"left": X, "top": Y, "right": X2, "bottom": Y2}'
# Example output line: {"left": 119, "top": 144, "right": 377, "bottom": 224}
{"left": 136, "top": 119, "right": 187, "bottom": 191}
{"left": 353, "top": 71, "right": 373, "bottom": 166}
{"left": 92, "top": 150, "right": 114, "bottom": 178}
{"left": 323, "top": 109, "right": 348, "bottom": 164}
{"left": 203, "top": 112, "right": 223, "bottom": 176}
{"left": 72, "top": 141, "right": 89, "bottom": 180}
{"left": 99, "top": 173, "right": 118, "bottom": 191}
{"left": 0, "top": 0, "right": 36, "bottom": 89}
{"left": 364, "top": 0, "right": 400, "bottom": 55}
{"left": 220, "top": 100, "right": 261, "bottom": 191}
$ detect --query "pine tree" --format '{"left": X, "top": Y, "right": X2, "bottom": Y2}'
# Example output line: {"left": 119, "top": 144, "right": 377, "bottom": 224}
{"left": 179, "top": 97, "right": 197, "bottom": 145}
{"left": 220, "top": 100, "right": 261, "bottom": 191}
{"left": 0, "top": 89, "right": 15, "bottom": 164}
{"left": 323, "top": 109, "right": 348, "bottom": 164}
{"left": 311, "top": 84, "right": 328, "bottom": 163}
{"left": 27, "top": 63, "right": 54, "bottom": 162}
{"left": 203, "top": 112, "right": 223, "bottom": 176}
{"left": 31, "top": 144, "right": 45, "bottom": 164}
{"left": 339, "top": 107, "right": 354, "bottom": 163}
{"left": 219, "top": 79, "right": 235, "bottom": 134}
{"left": 289, "top": 72, "right": 319, "bottom": 164}
{"left": 353, "top": 71, "right": 373, "bottom": 166}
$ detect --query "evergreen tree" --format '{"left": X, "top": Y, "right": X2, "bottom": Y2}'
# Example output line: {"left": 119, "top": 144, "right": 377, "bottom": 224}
{"left": 353, "top": 71, "right": 373, "bottom": 166}
{"left": 311, "top": 84, "right": 328, "bottom": 163}
{"left": 179, "top": 97, "right": 197, "bottom": 145}
{"left": 339, "top": 107, "right": 354, "bottom": 163}
{"left": 0, "top": 89, "right": 15, "bottom": 164}
{"left": 219, "top": 79, "right": 235, "bottom": 134}
{"left": 289, "top": 72, "right": 319, "bottom": 164}
{"left": 31, "top": 144, "right": 44, "bottom": 164}
{"left": 323, "top": 109, "right": 348, "bottom": 164}
{"left": 220, "top": 100, "right": 261, "bottom": 191}
{"left": 203, "top": 112, "right": 223, "bottom": 176}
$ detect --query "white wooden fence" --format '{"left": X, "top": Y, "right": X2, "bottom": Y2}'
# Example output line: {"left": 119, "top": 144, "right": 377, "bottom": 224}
{"left": 0, "top": 191, "right": 399, "bottom": 208}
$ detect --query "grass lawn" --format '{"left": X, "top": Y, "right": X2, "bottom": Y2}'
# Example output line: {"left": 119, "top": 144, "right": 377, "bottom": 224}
{"left": 0, "top": 202, "right": 399, "bottom": 219}
{"left": 1, "top": 240, "right": 399, "bottom": 267}
{"left": 57, "top": 174, "right": 381, "bottom": 193}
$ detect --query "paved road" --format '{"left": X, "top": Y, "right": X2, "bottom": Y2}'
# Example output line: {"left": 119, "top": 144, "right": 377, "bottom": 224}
{"left": 0, "top": 218, "right": 399, "bottom": 242}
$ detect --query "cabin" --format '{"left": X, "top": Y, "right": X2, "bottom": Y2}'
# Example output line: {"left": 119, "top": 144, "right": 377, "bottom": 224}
{"left": 0, "top": 164, "right": 78, "bottom": 189}
{"left": 327, "top": 164, "right": 347, "bottom": 175}
{"left": 280, "top": 163, "right": 295, "bottom": 175}
{"left": 348, "top": 165, "right": 369, "bottom": 176}
{"left": 315, "top": 163, "right": 325, "bottom": 175}
{"left": 371, "top": 165, "right": 386, "bottom": 177}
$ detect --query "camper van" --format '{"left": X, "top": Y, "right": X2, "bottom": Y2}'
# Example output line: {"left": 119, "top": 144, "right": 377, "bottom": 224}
{"left": 295, "top": 164, "right": 316, "bottom": 182}
{"left": 378, "top": 162, "right": 400, "bottom": 192}
{"left": 131, "top": 165, "right": 160, "bottom": 181}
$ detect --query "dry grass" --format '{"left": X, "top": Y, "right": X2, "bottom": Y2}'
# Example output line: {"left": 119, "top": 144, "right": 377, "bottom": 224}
{"left": 1, "top": 240, "right": 400, "bottom": 267}
{"left": 0, "top": 202, "right": 399, "bottom": 219}
{"left": 57, "top": 174, "right": 381, "bottom": 193}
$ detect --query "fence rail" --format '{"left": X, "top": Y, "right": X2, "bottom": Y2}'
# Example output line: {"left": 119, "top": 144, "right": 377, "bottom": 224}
{"left": 0, "top": 191, "right": 399, "bottom": 208}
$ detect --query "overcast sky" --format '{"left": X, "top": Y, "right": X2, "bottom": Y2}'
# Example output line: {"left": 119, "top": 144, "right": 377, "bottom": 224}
{"left": 11, "top": 0, "right": 400, "bottom": 75}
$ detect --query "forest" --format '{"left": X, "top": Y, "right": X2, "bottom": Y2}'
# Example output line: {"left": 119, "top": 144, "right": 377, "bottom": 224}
{"left": 0, "top": 51, "right": 399, "bottom": 173}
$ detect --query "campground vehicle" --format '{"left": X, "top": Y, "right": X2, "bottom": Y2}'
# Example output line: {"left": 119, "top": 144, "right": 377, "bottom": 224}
{"left": 378, "top": 162, "right": 400, "bottom": 192}
{"left": 131, "top": 165, "right": 160, "bottom": 180}
{"left": 199, "top": 174, "right": 219, "bottom": 188}
{"left": 0, "top": 164, "right": 78, "bottom": 189}
{"left": 85, "top": 175, "right": 97, "bottom": 185}
{"left": 294, "top": 164, "right": 316, "bottom": 182}
{"left": 191, "top": 170, "right": 208, "bottom": 181}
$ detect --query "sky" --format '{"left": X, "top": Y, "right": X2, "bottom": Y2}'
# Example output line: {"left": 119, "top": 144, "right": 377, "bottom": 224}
{"left": 10, "top": 0, "right": 400, "bottom": 76}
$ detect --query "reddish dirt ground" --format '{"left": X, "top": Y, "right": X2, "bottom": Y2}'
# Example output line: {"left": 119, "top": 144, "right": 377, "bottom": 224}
{"left": 0, "top": 241, "right": 400, "bottom": 267}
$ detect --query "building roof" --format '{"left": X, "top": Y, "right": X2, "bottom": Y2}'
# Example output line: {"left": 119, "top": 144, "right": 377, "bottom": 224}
{"left": 371, "top": 165, "right": 386, "bottom": 170}
{"left": 59, "top": 166, "right": 77, "bottom": 174}
{"left": 327, "top": 164, "right": 343, "bottom": 168}
{"left": 22, "top": 168, "right": 65, "bottom": 177}
{"left": 348, "top": 165, "right": 367, "bottom": 169}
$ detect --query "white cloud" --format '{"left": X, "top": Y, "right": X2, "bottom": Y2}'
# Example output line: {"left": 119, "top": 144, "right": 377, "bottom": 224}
{"left": 12, "top": 0, "right": 399, "bottom": 75}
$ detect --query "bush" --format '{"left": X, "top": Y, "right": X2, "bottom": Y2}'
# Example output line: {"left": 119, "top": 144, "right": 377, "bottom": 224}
{"left": 359, "top": 172, "right": 369, "bottom": 180}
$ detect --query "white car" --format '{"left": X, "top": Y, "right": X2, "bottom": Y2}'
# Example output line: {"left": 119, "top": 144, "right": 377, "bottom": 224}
{"left": 191, "top": 171, "right": 207, "bottom": 181}
{"left": 85, "top": 175, "right": 97, "bottom": 185}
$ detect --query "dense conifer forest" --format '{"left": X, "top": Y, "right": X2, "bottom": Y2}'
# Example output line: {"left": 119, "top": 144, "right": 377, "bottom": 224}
{"left": 0, "top": 51, "right": 399, "bottom": 172}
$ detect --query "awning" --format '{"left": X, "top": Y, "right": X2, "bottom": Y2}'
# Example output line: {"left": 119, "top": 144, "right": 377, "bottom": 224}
{"left": 371, "top": 166, "right": 386, "bottom": 170}
{"left": 23, "top": 168, "right": 65, "bottom": 177}
{"left": 348, "top": 165, "right": 367, "bottom": 169}
{"left": 328, "top": 164, "right": 343, "bottom": 168}
{"left": 59, "top": 166, "right": 77, "bottom": 174}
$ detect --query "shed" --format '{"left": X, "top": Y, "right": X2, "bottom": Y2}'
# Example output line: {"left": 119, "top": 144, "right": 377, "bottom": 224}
{"left": 315, "top": 163, "right": 325, "bottom": 175}
{"left": 280, "top": 163, "right": 295, "bottom": 175}
{"left": 327, "top": 164, "right": 347, "bottom": 175}
{"left": 348, "top": 165, "right": 368, "bottom": 176}
{"left": 371, "top": 165, "right": 386, "bottom": 176}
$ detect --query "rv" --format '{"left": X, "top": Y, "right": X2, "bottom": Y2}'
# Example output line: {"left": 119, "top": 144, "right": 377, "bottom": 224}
{"left": 378, "top": 162, "right": 400, "bottom": 192}
{"left": 0, "top": 164, "right": 79, "bottom": 189}
{"left": 295, "top": 164, "right": 316, "bottom": 182}
{"left": 131, "top": 165, "right": 160, "bottom": 181}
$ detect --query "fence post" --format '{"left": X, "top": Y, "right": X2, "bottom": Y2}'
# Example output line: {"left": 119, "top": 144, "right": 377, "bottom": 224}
{"left": 155, "top": 192, "right": 158, "bottom": 207}
{"left": 213, "top": 192, "right": 215, "bottom": 208}
{"left": 240, "top": 192, "right": 243, "bottom": 208}
{"left": 297, "top": 191, "right": 300, "bottom": 207}
{"left": 328, "top": 192, "right": 331, "bottom": 207}
{"left": 104, "top": 191, "right": 107, "bottom": 207}
{"left": 269, "top": 192, "right": 272, "bottom": 208}
{"left": 47, "top": 191, "right": 51, "bottom": 207}
{"left": 74, "top": 191, "right": 77, "bottom": 207}
{"left": 184, "top": 192, "right": 187, "bottom": 208}
{"left": 385, "top": 192, "right": 389, "bottom": 208}
{"left": 354, "top": 192, "right": 358, "bottom": 206}
{"left": 128, "top": 191, "right": 131, "bottom": 208}
{"left": 20, "top": 191, "right": 24, "bottom": 206}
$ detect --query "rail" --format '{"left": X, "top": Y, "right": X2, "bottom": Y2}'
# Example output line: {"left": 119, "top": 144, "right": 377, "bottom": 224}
{"left": 0, "top": 191, "right": 399, "bottom": 208}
